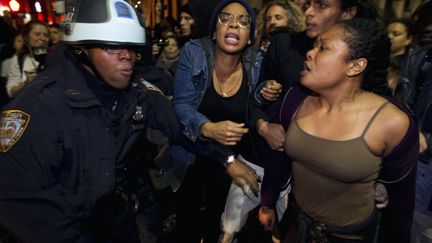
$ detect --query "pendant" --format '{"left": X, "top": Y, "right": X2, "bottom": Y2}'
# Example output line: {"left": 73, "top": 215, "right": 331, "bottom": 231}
{"left": 222, "top": 92, "right": 228, "bottom": 97}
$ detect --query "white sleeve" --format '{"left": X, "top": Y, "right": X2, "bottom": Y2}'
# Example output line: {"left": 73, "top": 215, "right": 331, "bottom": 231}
{"left": 6, "top": 55, "right": 39, "bottom": 97}
{"left": 6, "top": 55, "right": 22, "bottom": 97}
{"left": 1, "top": 58, "right": 12, "bottom": 78}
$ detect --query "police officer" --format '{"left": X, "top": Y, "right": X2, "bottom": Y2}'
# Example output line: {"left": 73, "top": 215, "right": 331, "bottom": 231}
{"left": 0, "top": 0, "right": 180, "bottom": 242}
{"left": 0, "top": 1, "right": 259, "bottom": 242}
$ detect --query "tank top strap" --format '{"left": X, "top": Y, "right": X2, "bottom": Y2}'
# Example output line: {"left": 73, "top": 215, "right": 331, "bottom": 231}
{"left": 361, "top": 101, "right": 390, "bottom": 137}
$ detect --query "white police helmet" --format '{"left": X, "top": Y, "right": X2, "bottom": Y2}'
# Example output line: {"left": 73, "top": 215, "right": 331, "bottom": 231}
{"left": 62, "top": 0, "right": 146, "bottom": 46}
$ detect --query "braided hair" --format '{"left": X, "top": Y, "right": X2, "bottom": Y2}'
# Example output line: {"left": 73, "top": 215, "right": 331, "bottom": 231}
{"left": 338, "top": 18, "right": 391, "bottom": 96}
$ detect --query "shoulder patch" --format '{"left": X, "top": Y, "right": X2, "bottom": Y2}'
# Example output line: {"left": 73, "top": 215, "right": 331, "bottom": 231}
{"left": 0, "top": 110, "right": 30, "bottom": 152}
{"left": 141, "top": 80, "right": 164, "bottom": 95}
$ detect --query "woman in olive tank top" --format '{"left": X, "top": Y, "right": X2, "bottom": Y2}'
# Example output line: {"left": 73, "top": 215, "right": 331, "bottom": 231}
{"left": 264, "top": 19, "right": 418, "bottom": 243}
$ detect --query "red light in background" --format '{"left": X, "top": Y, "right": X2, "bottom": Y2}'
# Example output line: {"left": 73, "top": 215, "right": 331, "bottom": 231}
{"left": 37, "top": 13, "right": 43, "bottom": 21}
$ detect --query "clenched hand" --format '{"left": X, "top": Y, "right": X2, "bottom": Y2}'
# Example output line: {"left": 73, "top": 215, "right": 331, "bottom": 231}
{"left": 201, "top": 121, "right": 249, "bottom": 146}
{"left": 261, "top": 80, "right": 282, "bottom": 101}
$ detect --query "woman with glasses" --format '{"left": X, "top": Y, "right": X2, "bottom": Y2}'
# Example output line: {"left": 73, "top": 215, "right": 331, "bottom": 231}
{"left": 168, "top": 0, "right": 264, "bottom": 242}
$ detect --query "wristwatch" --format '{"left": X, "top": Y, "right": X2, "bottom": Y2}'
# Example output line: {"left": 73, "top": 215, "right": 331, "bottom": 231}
{"left": 224, "top": 155, "right": 236, "bottom": 168}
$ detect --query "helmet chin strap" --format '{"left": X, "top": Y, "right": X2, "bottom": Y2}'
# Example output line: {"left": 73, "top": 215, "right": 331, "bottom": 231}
{"left": 71, "top": 46, "right": 107, "bottom": 82}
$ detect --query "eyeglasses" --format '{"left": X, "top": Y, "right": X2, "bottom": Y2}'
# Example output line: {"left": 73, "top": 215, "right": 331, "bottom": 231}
{"left": 98, "top": 45, "right": 138, "bottom": 54}
{"left": 217, "top": 12, "right": 251, "bottom": 29}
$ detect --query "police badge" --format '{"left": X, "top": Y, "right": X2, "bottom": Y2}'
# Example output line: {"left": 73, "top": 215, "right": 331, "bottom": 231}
{"left": 0, "top": 110, "right": 30, "bottom": 152}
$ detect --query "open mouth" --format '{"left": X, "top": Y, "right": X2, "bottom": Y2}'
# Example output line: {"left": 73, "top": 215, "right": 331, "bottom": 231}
{"left": 225, "top": 33, "right": 240, "bottom": 40}
{"left": 304, "top": 62, "right": 310, "bottom": 72}
{"left": 224, "top": 33, "right": 240, "bottom": 45}
{"left": 306, "top": 22, "right": 315, "bottom": 31}
{"left": 301, "top": 62, "right": 310, "bottom": 75}
{"left": 121, "top": 67, "right": 133, "bottom": 76}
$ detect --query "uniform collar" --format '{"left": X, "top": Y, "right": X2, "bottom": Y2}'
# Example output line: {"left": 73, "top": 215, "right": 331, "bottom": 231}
{"left": 62, "top": 48, "right": 132, "bottom": 109}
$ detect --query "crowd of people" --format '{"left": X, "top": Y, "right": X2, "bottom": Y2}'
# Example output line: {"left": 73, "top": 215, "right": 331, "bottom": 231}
{"left": 0, "top": 0, "right": 431, "bottom": 243}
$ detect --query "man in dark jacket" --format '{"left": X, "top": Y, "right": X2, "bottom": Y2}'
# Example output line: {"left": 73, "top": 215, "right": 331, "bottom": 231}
{"left": 0, "top": 1, "right": 179, "bottom": 242}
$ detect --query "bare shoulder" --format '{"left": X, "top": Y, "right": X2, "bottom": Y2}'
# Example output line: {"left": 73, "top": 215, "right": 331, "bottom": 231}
{"left": 373, "top": 100, "right": 410, "bottom": 155}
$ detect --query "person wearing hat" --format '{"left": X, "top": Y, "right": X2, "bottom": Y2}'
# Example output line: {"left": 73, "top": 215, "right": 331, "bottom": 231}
{"left": 178, "top": 3, "right": 198, "bottom": 47}
{"left": 163, "top": 0, "right": 268, "bottom": 242}
{"left": 0, "top": 0, "right": 245, "bottom": 242}
{"left": 179, "top": 3, "right": 195, "bottom": 37}
{"left": 0, "top": 0, "right": 166, "bottom": 242}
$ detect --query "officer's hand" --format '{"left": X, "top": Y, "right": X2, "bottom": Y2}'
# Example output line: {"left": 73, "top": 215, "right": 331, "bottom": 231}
{"left": 226, "top": 159, "right": 260, "bottom": 195}
{"left": 200, "top": 121, "right": 249, "bottom": 146}
{"left": 261, "top": 80, "right": 282, "bottom": 101}
{"left": 258, "top": 206, "right": 276, "bottom": 231}
{"left": 258, "top": 120, "right": 285, "bottom": 151}
{"left": 374, "top": 182, "right": 388, "bottom": 209}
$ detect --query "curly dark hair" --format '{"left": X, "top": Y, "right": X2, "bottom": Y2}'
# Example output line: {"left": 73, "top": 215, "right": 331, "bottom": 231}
{"left": 338, "top": 18, "right": 391, "bottom": 96}
{"left": 340, "top": 0, "right": 381, "bottom": 22}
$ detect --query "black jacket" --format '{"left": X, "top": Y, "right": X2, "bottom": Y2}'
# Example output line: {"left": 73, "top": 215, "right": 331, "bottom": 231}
{"left": 259, "top": 31, "right": 314, "bottom": 94}
{"left": 0, "top": 47, "right": 180, "bottom": 243}
{"left": 400, "top": 46, "right": 432, "bottom": 107}
{"left": 413, "top": 47, "right": 432, "bottom": 161}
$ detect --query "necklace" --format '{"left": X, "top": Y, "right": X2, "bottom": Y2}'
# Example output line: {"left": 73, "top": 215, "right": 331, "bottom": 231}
{"left": 213, "top": 65, "right": 242, "bottom": 98}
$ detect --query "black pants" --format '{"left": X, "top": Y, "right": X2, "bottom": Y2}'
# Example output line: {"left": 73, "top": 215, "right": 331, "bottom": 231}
{"left": 88, "top": 193, "right": 141, "bottom": 243}
{"left": 174, "top": 160, "right": 232, "bottom": 243}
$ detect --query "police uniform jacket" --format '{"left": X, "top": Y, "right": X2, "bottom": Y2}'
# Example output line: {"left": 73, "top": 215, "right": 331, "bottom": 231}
{"left": 0, "top": 46, "right": 180, "bottom": 242}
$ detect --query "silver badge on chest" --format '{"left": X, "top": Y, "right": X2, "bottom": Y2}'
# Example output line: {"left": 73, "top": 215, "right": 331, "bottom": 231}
{"left": 133, "top": 106, "right": 143, "bottom": 121}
